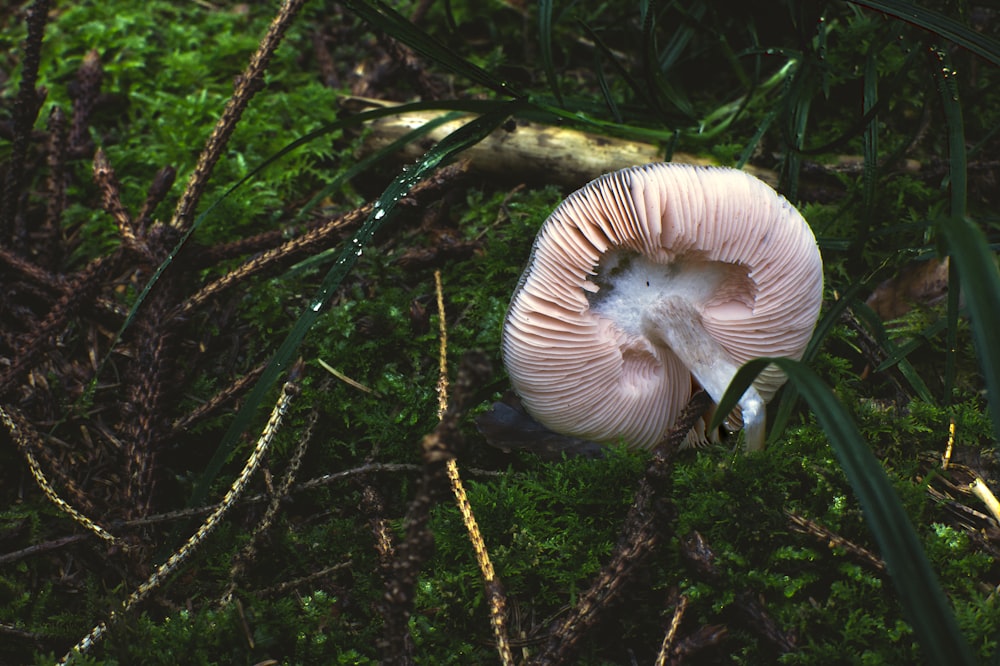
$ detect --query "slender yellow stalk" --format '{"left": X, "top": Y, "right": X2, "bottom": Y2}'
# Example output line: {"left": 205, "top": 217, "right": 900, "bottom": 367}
{"left": 942, "top": 417, "right": 955, "bottom": 469}
{"left": 654, "top": 595, "right": 689, "bottom": 666}
{"left": 0, "top": 405, "right": 123, "bottom": 549}
{"left": 970, "top": 478, "right": 1000, "bottom": 525}
{"left": 59, "top": 361, "right": 303, "bottom": 664}
{"left": 433, "top": 270, "right": 513, "bottom": 666}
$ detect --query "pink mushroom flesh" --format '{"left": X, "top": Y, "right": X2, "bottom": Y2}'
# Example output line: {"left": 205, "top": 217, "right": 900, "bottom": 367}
{"left": 502, "top": 163, "right": 823, "bottom": 451}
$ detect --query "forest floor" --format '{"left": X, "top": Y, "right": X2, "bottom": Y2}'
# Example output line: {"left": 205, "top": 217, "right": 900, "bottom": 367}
{"left": 1, "top": 1, "right": 1000, "bottom": 664}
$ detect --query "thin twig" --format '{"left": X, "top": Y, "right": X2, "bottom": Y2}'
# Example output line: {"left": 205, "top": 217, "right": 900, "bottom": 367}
{"left": 378, "top": 349, "right": 492, "bottom": 664}
{"left": 0, "top": 535, "right": 88, "bottom": 567}
{"left": 172, "top": 362, "right": 267, "bottom": 433}
{"left": 177, "top": 208, "right": 360, "bottom": 315}
{"left": 784, "top": 510, "right": 885, "bottom": 573}
{"left": 970, "top": 478, "right": 1000, "bottom": 525}
{"left": 256, "top": 561, "right": 353, "bottom": 598}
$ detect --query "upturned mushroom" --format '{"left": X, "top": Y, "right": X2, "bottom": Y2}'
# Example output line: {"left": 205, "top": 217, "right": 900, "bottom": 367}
{"left": 502, "top": 163, "right": 823, "bottom": 451}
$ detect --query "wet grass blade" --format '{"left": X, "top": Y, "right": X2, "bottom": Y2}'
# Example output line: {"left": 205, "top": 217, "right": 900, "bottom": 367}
{"left": 736, "top": 108, "right": 776, "bottom": 170}
{"left": 291, "top": 111, "right": 463, "bottom": 227}
{"left": 97, "top": 99, "right": 506, "bottom": 376}
{"left": 861, "top": 45, "right": 879, "bottom": 227}
{"left": 640, "top": 3, "right": 694, "bottom": 121}
{"left": 282, "top": 112, "right": 471, "bottom": 277}
{"left": 874, "top": 318, "right": 948, "bottom": 375}
{"left": 578, "top": 19, "right": 658, "bottom": 121}
{"left": 187, "top": 100, "right": 524, "bottom": 508}
{"left": 713, "top": 358, "right": 975, "bottom": 666}
{"left": 780, "top": 60, "right": 812, "bottom": 200}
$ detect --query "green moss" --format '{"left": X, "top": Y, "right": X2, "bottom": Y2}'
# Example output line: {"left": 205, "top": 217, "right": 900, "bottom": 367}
{"left": 3, "top": 1, "right": 1000, "bottom": 664}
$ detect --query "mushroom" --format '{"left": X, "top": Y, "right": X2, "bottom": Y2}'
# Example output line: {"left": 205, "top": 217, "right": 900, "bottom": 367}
{"left": 501, "top": 163, "right": 823, "bottom": 451}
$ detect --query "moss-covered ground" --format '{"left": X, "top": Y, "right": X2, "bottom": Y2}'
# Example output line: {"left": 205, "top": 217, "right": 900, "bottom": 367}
{"left": 1, "top": 1, "right": 999, "bottom": 664}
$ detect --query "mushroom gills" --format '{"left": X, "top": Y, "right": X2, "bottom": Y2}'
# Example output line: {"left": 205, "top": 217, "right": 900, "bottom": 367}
{"left": 642, "top": 295, "right": 766, "bottom": 451}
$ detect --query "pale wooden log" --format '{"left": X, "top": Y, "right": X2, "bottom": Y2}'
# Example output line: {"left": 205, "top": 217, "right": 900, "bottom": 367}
{"left": 351, "top": 101, "right": 778, "bottom": 189}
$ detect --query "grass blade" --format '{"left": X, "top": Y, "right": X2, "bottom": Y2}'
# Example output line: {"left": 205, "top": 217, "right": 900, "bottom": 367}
{"left": 849, "top": 0, "right": 1000, "bottom": 67}
{"left": 187, "top": 101, "right": 524, "bottom": 508}
{"left": 767, "top": 281, "right": 863, "bottom": 444}
{"left": 342, "top": 0, "right": 519, "bottom": 97}
{"left": 538, "top": 0, "right": 563, "bottom": 106}
{"left": 713, "top": 357, "right": 975, "bottom": 665}
{"left": 577, "top": 19, "right": 658, "bottom": 122}
{"left": 593, "top": 48, "right": 623, "bottom": 124}
{"left": 939, "top": 216, "right": 1000, "bottom": 443}
{"left": 640, "top": 3, "right": 694, "bottom": 121}
{"left": 934, "top": 47, "right": 966, "bottom": 402}
{"left": 851, "top": 300, "right": 935, "bottom": 404}
{"left": 861, "top": 44, "right": 879, "bottom": 226}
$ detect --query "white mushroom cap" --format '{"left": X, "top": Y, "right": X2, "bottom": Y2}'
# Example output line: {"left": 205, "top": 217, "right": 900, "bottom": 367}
{"left": 502, "top": 163, "right": 823, "bottom": 450}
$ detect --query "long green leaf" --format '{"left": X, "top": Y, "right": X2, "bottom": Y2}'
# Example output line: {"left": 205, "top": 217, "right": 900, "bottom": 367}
{"left": 874, "top": 318, "right": 947, "bottom": 375}
{"left": 768, "top": 281, "right": 866, "bottom": 444}
{"left": 538, "top": 0, "right": 563, "bottom": 106}
{"left": 640, "top": 3, "right": 695, "bottom": 121}
{"left": 861, "top": 44, "right": 879, "bottom": 225}
{"left": 852, "top": 301, "right": 934, "bottom": 404}
{"left": 713, "top": 358, "right": 975, "bottom": 665}
{"left": 935, "top": 46, "right": 966, "bottom": 403}
{"left": 187, "top": 101, "right": 524, "bottom": 508}
{"left": 593, "top": 48, "right": 623, "bottom": 124}
{"left": 341, "top": 0, "right": 519, "bottom": 97}
{"left": 848, "top": 0, "right": 1000, "bottom": 67}
{"left": 940, "top": 216, "right": 1000, "bottom": 443}
{"left": 577, "top": 20, "right": 658, "bottom": 122}
{"left": 88, "top": 99, "right": 512, "bottom": 410}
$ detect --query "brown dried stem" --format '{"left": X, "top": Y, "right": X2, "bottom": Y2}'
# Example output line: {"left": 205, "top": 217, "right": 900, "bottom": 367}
{"left": 121, "top": 300, "right": 172, "bottom": 520}
{"left": 68, "top": 50, "right": 103, "bottom": 154}
{"left": 654, "top": 593, "right": 689, "bottom": 666}
{"left": 0, "top": 253, "right": 118, "bottom": 398}
{"left": 169, "top": 0, "right": 309, "bottom": 231}
{"left": 785, "top": 510, "right": 885, "bottom": 573}
{"left": 1, "top": 0, "right": 51, "bottom": 241}
{"left": 0, "top": 404, "right": 122, "bottom": 548}
{"left": 136, "top": 166, "right": 177, "bottom": 234}
{"left": 42, "top": 106, "right": 68, "bottom": 267}
{"left": 171, "top": 361, "right": 267, "bottom": 433}
{"left": 681, "top": 531, "right": 798, "bottom": 654}
{"left": 178, "top": 208, "right": 363, "bottom": 316}
{"left": 178, "top": 163, "right": 467, "bottom": 316}
{"left": 93, "top": 149, "right": 145, "bottom": 257}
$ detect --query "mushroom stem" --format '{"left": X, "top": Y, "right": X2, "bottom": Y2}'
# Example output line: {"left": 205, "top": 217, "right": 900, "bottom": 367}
{"left": 642, "top": 296, "right": 766, "bottom": 451}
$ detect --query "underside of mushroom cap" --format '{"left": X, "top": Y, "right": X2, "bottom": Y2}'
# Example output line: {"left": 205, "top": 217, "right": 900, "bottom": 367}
{"left": 502, "top": 163, "right": 823, "bottom": 450}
